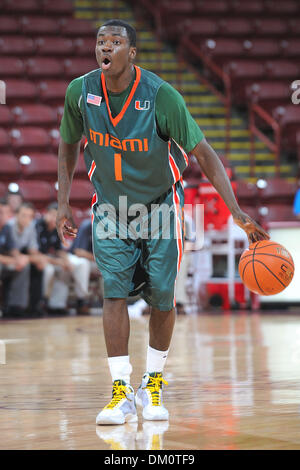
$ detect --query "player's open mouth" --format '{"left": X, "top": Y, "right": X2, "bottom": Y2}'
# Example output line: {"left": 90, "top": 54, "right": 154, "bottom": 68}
{"left": 102, "top": 57, "right": 111, "bottom": 70}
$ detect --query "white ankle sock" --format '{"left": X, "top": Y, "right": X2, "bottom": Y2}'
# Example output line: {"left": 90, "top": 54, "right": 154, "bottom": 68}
{"left": 146, "top": 346, "right": 169, "bottom": 374}
{"left": 108, "top": 356, "right": 132, "bottom": 383}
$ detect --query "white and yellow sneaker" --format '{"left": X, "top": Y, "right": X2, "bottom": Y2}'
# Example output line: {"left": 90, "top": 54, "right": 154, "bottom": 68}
{"left": 96, "top": 380, "right": 138, "bottom": 425}
{"left": 135, "top": 372, "right": 169, "bottom": 421}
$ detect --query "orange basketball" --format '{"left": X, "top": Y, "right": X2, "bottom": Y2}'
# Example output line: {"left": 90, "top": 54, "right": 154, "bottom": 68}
{"left": 239, "top": 240, "right": 294, "bottom": 296}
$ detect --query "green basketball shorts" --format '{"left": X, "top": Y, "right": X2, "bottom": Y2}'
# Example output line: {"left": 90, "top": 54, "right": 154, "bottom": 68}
{"left": 91, "top": 180, "right": 185, "bottom": 311}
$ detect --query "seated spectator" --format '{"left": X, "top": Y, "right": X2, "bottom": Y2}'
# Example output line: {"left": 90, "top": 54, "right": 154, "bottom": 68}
{"left": 34, "top": 203, "right": 94, "bottom": 315}
{"left": 8, "top": 202, "right": 48, "bottom": 317}
{"left": 0, "top": 199, "right": 30, "bottom": 318}
{"left": 69, "top": 218, "right": 103, "bottom": 314}
{"left": 6, "top": 187, "right": 24, "bottom": 219}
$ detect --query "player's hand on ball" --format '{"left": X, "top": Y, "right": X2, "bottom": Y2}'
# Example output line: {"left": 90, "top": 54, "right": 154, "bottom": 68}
{"left": 56, "top": 203, "right": 78, "bottom": 247}
{"left": 233, "top": 210, "right": 270, "bottom": 245}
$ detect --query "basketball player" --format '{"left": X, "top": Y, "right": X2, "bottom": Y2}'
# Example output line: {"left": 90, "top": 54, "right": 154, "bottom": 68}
{"left": 57, "top": 20, "right": 269, "bottom": 425}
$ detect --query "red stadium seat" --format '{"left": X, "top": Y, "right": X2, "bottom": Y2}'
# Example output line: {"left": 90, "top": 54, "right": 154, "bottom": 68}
{"left": 226, "top": 60, "right": 265, "bottom": 79}
{"left": 74, "top": 153, "right": 88, "bottom": 179}
{"left": 60, "top": 18, "right": 96, "bottom": 37}
{"left": 183, "top": 19, "right": 219, "bottom": 38}
{"left": 289, "top": 19, "right": 300, "bottom": 36}
{"left": 10, "top": 127, "right": 51, "bottom": 152}
{"left": 48, "top": 128, "right": 61, "bottom": 152}
{"left": 254, "top": 19, "right": 288, "bottom": 37}
{"left": 26, "top": 58, "right": 64, "bottom": 78}
{"left": 231, "top": 0, "right": 265, "bottom": 16}
{"left": 282, "top": 39, "right": 300, "bottom": 57}
{"left": 244, "top": 39, "right": 281, "bottom": 58}
{"left": 0, "top": 128, "right": 10, "bottom": 150}
{"left": 151, "top": 0, "right": 196, "bottom": 38}
{"left": 259, "top": 204, "right": 297, "bottom": 223}
{"left": 4, "top": 0, "right": 40, "bottom": 13}
{"left": 0, "top": 36, "right": 35, "bottom": 55}
{"left": 17, "top": 180, "right": 57, "bottom": 208}
{"left": 5, "top": 79, "right": 38, "bottom": 104}
{"left": 0, "top": 106, "right": 13, "bottom": 127}
{"left": 236, "top": 180, "right": 258, "bottom": 206}
{"left": 0, "top": 182, "right": 7, "bottom": 198}
{"left": 160, "top": 0, "right": 195, "bottom": 14}
{"left": 258, "top": 178, "right": 297, "bottom": 205}
{"left": 69, "top": 179, "right": 94, "bottom": 208}
{"left": 297, "top": 132, "right": 300, "bottom": 165}
{"left": 0, "top": 154, "right": 21, "bottom": 182}
{"left": 246, "top": 81, "right": 292, "bottom": 113}
{"left": 18, "top": 151, "right": 58, "bottom": 160}
{"left": 42, "top": 0, "right": 74, "bottom": 16}
{"left": 201, "top": 38, "right": 245, "bottom": 63}
{"left": 225, "top": 60, "right": 266, "bottom": 105}
{"left": 75, "top": 37, "right": 98, "bottom": 56}
{"left": 0, "top": 16, "right": 20, "bottom": 34}
{"left": 0, "top": 58, "right": 25, "bottom": 77}
{"left": 35, "top": 37, "right": 74, "bottom": 56}
{"left": 64, "top": 58, "right": 98, "bottom": 79}
{"left": 265, "top": 0, "right": 299, "bottom": 15}
{"left": 38, "top": 80, "right": 69, "bottom": 103}
{"left": 56, "top": 106, "right": 64, "bottom": 123}
{"left": 21, "top": 16, "right": 60, "bottom": 35}
{"left": 265, "top": 60, "right": 300, "bottom": 80}
{"left": 12, "top": 104, "right": 58, "bottom": 127}
{"left": 219, "top": 18, "right": 254, "bottom": 37}
{"left": 20, "top": 154, "right": 58, "bottom": 181}
{"left": 273, "top": 105, "right": 300, "bottom": 151}
{"left": 196, "top": 0, "right": 230, "bottom": 14}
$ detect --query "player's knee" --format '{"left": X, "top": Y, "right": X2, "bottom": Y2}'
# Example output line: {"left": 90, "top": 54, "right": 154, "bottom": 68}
{"left": 103, "top": 298, "right": 127, "bottom": 315}
{"left": 151, "top": 283, "right": 174, "bottom": 310}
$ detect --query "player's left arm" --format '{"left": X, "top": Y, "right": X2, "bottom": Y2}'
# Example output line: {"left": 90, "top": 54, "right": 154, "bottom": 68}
{"left": 192, "top": 139, "right": 270, "bottom": 243}
{"left": 156, "top": 82, "right": 269, "bottom": 244}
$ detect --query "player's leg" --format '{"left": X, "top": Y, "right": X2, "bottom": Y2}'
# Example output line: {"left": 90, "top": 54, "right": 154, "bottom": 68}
{"left": 96, "top": 297, "right": 137, "bottom": 425}
{"left": 103, "top": 298, "right": 129, "bottom": 357}
{"left": 136, "top": 181, "right": 184, "bottom": 420}
{"left": 149, "top": 306, "right": 175, "bottom": 351}
{"left": 93, "top": 223, "right": 140, "bottom": 425}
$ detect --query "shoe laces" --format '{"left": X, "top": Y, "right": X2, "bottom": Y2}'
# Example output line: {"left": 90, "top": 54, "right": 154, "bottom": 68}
{"left": 143, "top": 373, "right": 168, "bottom": 407}
{"left": 104, "top": 381, "right": 132, "bottom": 410}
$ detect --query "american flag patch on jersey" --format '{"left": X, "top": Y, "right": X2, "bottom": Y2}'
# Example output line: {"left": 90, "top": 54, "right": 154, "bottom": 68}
{"left": 87, "top": 93, "right": 102, "bottom": 106}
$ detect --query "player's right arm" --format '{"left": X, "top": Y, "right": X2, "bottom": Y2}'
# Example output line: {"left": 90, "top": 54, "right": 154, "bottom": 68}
{"left": 57, "top": 77, "right": 84, "bottom": 245}
{"left": 57, "top": 139, "right": 80, "bottom": 245}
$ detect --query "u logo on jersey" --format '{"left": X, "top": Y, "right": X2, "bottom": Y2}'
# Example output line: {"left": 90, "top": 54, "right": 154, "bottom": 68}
{"left": 135, "top": 100, "right": 150, "bottom": 111}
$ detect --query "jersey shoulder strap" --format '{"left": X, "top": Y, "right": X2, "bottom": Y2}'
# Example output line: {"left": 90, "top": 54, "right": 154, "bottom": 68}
{"left": 82, "top": 68, "right": 102, "bottom": 95}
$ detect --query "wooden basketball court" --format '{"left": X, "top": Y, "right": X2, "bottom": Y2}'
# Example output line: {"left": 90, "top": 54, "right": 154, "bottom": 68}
{"left": 1, "top": 312, "right": 300, "bottom": 450}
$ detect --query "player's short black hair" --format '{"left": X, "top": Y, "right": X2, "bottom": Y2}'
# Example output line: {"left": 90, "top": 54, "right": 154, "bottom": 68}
{"left": 98, "top": 19, "right": 136, "bottom": 47}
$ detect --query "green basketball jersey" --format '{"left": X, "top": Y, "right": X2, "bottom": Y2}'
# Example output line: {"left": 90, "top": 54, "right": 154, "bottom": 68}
{"left": 81, "top": 65, "right": 189, "bottom": 208}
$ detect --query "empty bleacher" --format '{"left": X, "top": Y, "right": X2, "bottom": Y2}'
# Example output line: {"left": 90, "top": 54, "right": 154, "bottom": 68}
{"left": 1, "top": 0, "right": 299, "bottom": 225}
{"left": 0, "top": 0, "right": 97, "bottom": 209}
{"left": 137, "top": 0, "right": 300, "bottom": 178}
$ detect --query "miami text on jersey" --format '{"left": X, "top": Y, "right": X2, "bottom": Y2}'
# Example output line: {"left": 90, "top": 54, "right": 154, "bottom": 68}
{"left": 89, "top": 128, "right": 149, "bottom": 152}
